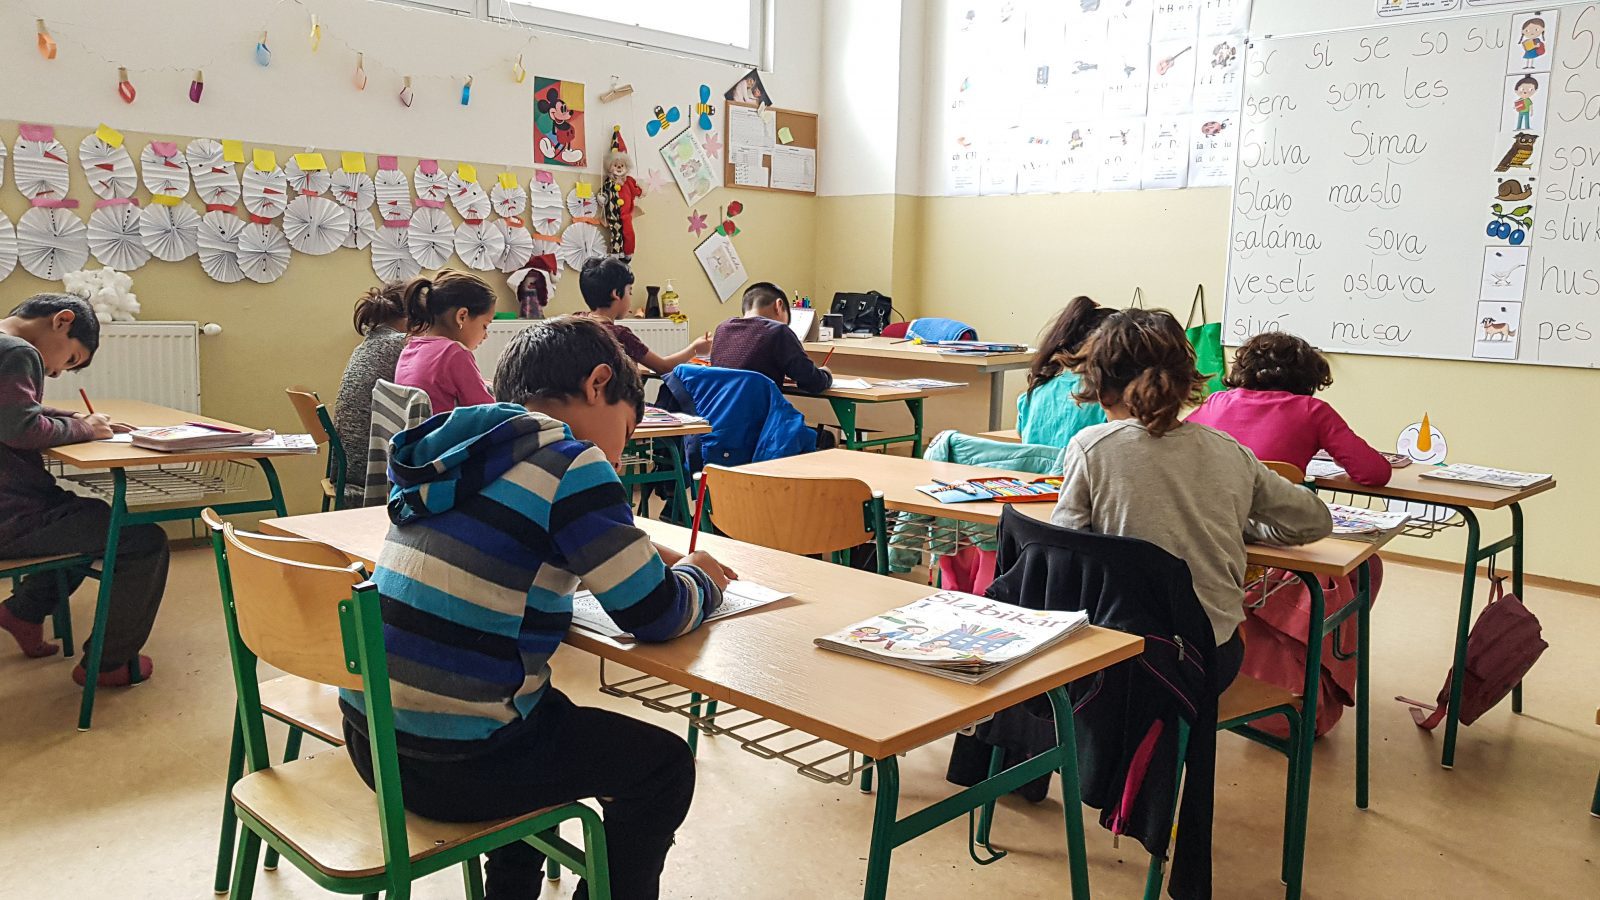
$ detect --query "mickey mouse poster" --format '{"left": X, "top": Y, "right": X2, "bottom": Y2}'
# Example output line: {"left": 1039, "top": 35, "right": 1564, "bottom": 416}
{"left": 534, "top": 76, "right": 587, "bottom": 167}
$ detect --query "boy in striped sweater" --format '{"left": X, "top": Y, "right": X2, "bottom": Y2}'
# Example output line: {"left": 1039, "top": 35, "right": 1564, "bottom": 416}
{"left": 341, "top": 315, "right": 735, "bottom": 900}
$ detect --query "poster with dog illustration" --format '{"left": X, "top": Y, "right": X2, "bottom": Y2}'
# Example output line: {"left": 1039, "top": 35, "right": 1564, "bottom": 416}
{"left": 1472, "top": 300, "right": 1522, "bottom": 360}
{"left": 534, "top": 77, "right": 586, "bottom": 167}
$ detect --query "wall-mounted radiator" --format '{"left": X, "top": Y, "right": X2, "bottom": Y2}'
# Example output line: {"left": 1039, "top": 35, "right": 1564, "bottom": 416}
{"left": 43, "top": 321, "right": 202, "bottom": 413}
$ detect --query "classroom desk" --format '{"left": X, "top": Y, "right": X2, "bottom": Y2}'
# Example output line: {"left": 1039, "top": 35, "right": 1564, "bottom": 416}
{"left": 975, "top": 428, "right": 1021, "bottom": 443}
{"left": 47, "top": 399, "right": 290, "bottom": 730}
{"left": 803, "top": 338, "right": 1033, "bottom": 433}
{"left": 619, "top": 420, "right": 712, "bottom": 525}
{"left": 785, "top": 377, "right": 938, "bottom": 456}
{"left": 737, "top": 448, "right": 1389, "bottom": 888}
{"left": 261, "top": 505, "right": 1143, "bottom": 899}
{"left": 1313, "top": 467, "right": 1557, "bottom": 769}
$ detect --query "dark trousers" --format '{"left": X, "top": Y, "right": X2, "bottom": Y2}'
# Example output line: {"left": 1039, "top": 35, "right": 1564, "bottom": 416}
{"left": 1213, "top": 628, "right": 1245, "bottom": 694}
{"left": 0, "top": 496, "right": 169, "bottom": 667}
{"left": 345, "top": 689, "right": 695, "bottom": 900}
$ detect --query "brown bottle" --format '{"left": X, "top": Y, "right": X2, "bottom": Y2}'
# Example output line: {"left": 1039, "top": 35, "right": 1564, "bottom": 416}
{"left": 644, "top": 285, "right": 662, "bottom": 318}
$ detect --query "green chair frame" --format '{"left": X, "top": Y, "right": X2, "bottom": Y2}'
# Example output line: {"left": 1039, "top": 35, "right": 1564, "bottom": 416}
{"left": 210, "top": 525, "right": 612, "bottom": 900}
{"left": 317, "top": 405, "right": 348, "bottom": 513}
{"left": 1, "top": 554, "right": 94, "bottom": 658}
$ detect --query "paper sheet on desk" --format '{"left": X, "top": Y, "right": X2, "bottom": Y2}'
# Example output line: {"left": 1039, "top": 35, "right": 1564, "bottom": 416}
{"left": 829, "top": 377, "right": 873, "bottom": 389}
{"left": 97, "top": 433, "right": 134, "bottom": 443}
{"left": 571, "top": 581, "right": 792, "bottom": 639}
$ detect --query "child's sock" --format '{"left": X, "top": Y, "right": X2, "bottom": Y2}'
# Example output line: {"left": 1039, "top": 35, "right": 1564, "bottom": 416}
{"left": 0, "top": 603, "right": 61, "bottom": 658}
{"left": 71, "top": 654, "right": 153, "bottom": 688}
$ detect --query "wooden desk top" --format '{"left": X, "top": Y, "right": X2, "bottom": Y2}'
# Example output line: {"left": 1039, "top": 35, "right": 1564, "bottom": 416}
{"left": 1315, "top": 466, "right": 1556, "bottom": 511}
{"left": 976, "top": 429, "right": 1021, "bottom": 443}
{"left": 634, "top": 421, "right": 713, "bottom": 440}
{"left": 45, "top": 399, "right": 276, "bottom": 469}
{"left": 803, "top": 337, "right": 1034, "bottom": 372}
{"left": 260, "top": 506, "right": 1143, "bottom": 759}
{"left": 785, "top": 376, "right": 938, "bottom": 403}
{"left": 738, "top": 449, "right": 1388, "bottom": 578}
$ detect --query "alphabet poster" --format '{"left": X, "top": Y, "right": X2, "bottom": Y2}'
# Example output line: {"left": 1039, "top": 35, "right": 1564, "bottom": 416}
{"left": 534, "top": 77, "right": 586, "bottom": 168}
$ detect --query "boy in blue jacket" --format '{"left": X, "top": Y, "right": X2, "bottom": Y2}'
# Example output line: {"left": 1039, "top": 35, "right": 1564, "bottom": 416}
{"left": 341, "top": 314, "right": 736, "bottom": 900}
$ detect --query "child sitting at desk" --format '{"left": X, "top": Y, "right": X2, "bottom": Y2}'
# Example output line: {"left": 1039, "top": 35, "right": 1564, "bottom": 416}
{"left": 0, "top": 294, "right": 167, "bottom": 687}
{"left": 1050, "top": 308, "right": 1332, "bottom": 687}
{"left": 1017, "top": 295, "right": 1112, "bottom": 446}
{"left": 709, "top": 282, "right": 833, "bottom": 394}
{"left": 334, "top": 282, "right": 408, "bottom": 505}
{"left": 1187, "top": 332, "right": 1391, "bottom": 486}
{"left": 579, "top": 257, "right": 710, "bottom": 375}
{"left": 392, "top": 269, "right": 496, "bottom": 413}
{"left": 341, "top": 314, "right": 735, "bottom": 900}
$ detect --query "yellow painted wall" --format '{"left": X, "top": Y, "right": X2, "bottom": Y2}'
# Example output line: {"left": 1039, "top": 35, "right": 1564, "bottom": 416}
{"left": 0, "top": 122, "right": 816, "bottom": 514}
{"left": 905, "top": 190, "right": 1598, "bottom": 587}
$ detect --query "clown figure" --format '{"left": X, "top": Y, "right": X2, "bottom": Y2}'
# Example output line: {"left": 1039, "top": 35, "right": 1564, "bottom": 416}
{"left": 602, "top": 127, "right": 643, "bottom": 259}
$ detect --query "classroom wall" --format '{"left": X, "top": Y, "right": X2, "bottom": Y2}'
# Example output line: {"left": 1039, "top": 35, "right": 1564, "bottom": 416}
{"left": 0, "top": 0, "right": 823, "bottom": 513}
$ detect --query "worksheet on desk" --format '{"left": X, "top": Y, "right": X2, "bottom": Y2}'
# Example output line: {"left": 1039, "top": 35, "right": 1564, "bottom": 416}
{"left": 572, "top": 581, "right": 791, "bottom": 638}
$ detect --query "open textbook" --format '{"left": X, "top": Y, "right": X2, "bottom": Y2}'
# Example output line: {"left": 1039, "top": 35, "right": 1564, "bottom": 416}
{"left": 814, "top": 591, "right": 1090, "bottom": 684}
{"left": 571, "top": 581, "right": 791, "bottom": 639}
{"left": 1418, "top": 464, "right": 1551, "bottom": 490}
{"left": 1325, "top": 502, "right": 1410, "bottom": 541}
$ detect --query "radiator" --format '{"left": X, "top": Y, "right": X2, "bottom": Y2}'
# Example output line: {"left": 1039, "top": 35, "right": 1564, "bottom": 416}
{"left": 44, "top": 321, "right": 202, "bottom": 413}
{"left": 473, "top": 317, "right": 692, "bottom": 377}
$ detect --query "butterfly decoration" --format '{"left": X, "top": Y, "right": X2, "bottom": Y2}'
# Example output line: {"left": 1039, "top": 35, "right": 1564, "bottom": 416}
{"left": 695, "top": 84, "right": 717, "bottom": 130}
{"left": 646, "top": 105, "right": 682, "bottom": 138}
{"left": 716, "top": 201, "right": 744, "bottom": 238}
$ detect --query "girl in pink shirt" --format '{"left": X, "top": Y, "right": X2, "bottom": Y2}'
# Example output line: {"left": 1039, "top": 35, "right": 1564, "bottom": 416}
{"left": 393, "top": 269, "right": 497, "bottom": 414}
{"left": 1188, "top": 332, "right": 1391, "bottom": 486}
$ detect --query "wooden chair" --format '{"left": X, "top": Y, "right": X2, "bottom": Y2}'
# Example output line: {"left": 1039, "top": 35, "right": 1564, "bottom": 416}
{"left": 698, "top": 464, "right": 888, "bottom": 572}
{"left": 203, "top": 509, "right": 350, "bottom": 893}
{"left": 214, "top": 518, "right": 610, "bottom": 899}
{"left": 0, "top": 553, "right": 93, "bottom": 658}
{"left": 1263, "top": 460, "right": 1309, "bottom": 485}
{"left": 285, "top": 386, "right": 347, "bottom": 512}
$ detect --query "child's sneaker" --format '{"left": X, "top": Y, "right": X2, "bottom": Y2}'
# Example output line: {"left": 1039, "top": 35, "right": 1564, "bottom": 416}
{"left": 0, "top": 603, "right": 60, "bottom": 658}
{"left": 72, "top": 654, "right": 153, "bottom": 687}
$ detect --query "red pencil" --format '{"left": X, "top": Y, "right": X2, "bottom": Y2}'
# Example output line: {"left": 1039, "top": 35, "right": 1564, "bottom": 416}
{"left": 821, "top": 346, "right": 835, "bottom": 368}
{"left": 78, "top": 388, "right": 95, "bottom": 415}
{"left": 688, "top": 481, "right": 709, "bottom": 554}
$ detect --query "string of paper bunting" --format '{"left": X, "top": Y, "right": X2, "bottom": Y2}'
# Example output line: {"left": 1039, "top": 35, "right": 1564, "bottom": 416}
{"left": 0, "top": 122, "right": 607, "bottom": 291}
{"left": 27, "top": 0, "right": 539, "bottom": 109}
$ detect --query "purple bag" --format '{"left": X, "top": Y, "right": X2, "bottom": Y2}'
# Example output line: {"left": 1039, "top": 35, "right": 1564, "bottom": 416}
{"left": 1401, "top": 576, "right": 1547, "bottom": 729}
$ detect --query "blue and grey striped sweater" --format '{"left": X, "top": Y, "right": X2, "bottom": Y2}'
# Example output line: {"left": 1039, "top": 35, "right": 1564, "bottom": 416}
{"left": 340, "top": 403, "right": 721, "bottom": 759}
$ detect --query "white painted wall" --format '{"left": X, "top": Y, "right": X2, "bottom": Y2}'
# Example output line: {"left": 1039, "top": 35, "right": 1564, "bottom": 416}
{"left": 0, "top": 0, "right": 821, "bottom": 168}
{"left": 817, "top": 0, "right": 902, "bottom": 196}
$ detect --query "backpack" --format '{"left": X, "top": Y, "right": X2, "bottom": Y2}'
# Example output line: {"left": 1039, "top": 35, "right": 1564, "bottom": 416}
{"left": 829, "top": 290, "right": 895, "bottom": 335}
{"left": 1400, "top": 575, "right": 1547, "bottom": 729}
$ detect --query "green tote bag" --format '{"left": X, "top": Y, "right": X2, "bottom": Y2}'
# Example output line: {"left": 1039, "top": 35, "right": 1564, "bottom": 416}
{"left": 1186, "top": 285, "right": 1226, "bottom": 396}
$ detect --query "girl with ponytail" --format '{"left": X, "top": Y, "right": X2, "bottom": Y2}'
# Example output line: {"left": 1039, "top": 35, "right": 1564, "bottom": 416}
{"left": 1050, "top": 307, "right": 1332, "bottom": 689}
{"left": 393, "top": 269, "right": 499, "bottom": 413}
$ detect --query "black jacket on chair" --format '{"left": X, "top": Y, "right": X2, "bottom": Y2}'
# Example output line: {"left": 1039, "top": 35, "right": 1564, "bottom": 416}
{"left": 945, "top": 507, "right": 1222, "bottom": 900}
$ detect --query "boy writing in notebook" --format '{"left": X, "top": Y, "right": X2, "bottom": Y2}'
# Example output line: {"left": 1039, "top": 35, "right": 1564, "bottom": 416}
{"left": 579, "top": 257, "right": 710, "bottom": 376}
{"left": 0, "top": 294, "right": 167, "bottom": 687}
{"left": 341, "top": 314, "right": 735, "bottom": 899}
{"left": 710, "top": 281, "right": 834, "bottom": 394}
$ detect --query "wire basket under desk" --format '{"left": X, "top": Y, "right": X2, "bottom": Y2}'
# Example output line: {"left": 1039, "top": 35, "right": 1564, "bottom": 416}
{"left": 49, "top": 458, "right": 260, "bottom": 507}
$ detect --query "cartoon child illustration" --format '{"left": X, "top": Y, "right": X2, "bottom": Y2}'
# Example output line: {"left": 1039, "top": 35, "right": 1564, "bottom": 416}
{"left": 849, "top": 626, "right": 883, "bottom": 642}
{"left": 914, "top": 639, "right": 954, "bottom": 653}
{"left": 876, "top": 625, "right": 928, "bottom": 649}
{"left": 537, "top": 86, "right": 583, "bottom": 164}
{"left": 1513, "top": 75, "right": 1539, "bottom": 130}
{"left": 1520, "top": 17, "right": 1546, "bottom": 70}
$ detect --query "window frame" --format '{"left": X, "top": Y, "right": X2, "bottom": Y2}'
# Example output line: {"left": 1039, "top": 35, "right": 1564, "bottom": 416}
{"left": 485, "top": 0, "right": 769, "bottom": 67}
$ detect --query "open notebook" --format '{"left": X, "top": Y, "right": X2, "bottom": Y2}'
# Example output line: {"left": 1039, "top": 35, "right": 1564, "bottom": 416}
{"left": 571, "top": 581, "right": 791, "bottom": 639}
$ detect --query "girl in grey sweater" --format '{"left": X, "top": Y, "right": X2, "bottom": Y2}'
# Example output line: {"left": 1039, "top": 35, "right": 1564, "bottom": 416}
{"left": 1050, "top": 308, "right": 1331, "bottom": 687}
{"left": 334, "top": 284, "right": 408, "bottom": 506}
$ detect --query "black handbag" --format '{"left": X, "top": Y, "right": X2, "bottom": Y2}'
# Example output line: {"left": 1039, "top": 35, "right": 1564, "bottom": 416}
{"left": 829, "top": 291, "right": 895, "bottom": 335}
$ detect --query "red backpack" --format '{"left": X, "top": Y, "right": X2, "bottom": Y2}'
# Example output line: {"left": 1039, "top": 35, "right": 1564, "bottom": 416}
{"left": 1400, "top": 575, "right": 1547, "bottom": 729}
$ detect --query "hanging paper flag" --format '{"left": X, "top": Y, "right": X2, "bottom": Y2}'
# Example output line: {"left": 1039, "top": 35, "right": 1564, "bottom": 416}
{"left": 255, "top": 32, "right": 272, "bottom": 67}
{"left": 294, "top": 153, "right": 328, "bottom": 172}
{"left": 353, "top": 53, "right": 368, "bottom": 91}
{"left": 458, "top": 163, "right": 478, "bottom": 184}
{"left": 498, "top": 172, "right": 518, "bottom": 190}
{"left": 253, "top": 148, "right": 277, "bottom": 171}
{"left": 221, "top": 140, "right": 246, "bottom": 164}
{"left": 95, "top": 124, "right": 124, "bottom": 150}
{"left": 36, "top": 19, "right": 56, "bottom": 60}
{"left": 399, "top": 76, "right": 414, "bottom": 108}
{"left": 189, "top": 70, "right": 204, "bottom": 104}
{"left": 512, "top": 53, "right": 527, "bottom": 84}
{"left": 574, "top": 181, "right": 593, "bottom": 199}
{"left": 308, "top": 15, "right": 322, "bottom": 51}
{"left": 117, "top": 68, "right": 136, "bottom": 104}
{"left": 461, "top": 76, "right": 473, "bottom": 107}
{"left": 341, "top": 151, "right": 367, "bottom": 174}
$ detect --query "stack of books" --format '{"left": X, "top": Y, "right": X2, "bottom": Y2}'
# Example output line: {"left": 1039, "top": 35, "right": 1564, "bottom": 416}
{"left": 1418, "top": 464, "right": 1551, "bottom": 490}
{"left": 128, "top": 424, "right": 316, "bottom": 454}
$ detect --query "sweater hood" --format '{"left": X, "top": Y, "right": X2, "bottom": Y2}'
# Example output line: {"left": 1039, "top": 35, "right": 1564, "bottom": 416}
{"left": 387, "top": 403, "right": 571, "bottom": 523}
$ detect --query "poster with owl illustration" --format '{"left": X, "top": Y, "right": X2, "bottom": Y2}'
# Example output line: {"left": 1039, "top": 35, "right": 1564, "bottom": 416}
{"left": 534, "top": 76, "right": 587, "bottom": 167}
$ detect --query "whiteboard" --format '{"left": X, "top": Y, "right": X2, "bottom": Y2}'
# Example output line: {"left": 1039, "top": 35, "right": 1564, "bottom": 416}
{"left": 1224, "top": 3, "right": 1600, "bottom": 367}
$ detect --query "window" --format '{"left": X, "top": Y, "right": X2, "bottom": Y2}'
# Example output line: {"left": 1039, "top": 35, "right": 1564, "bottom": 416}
{"left": 488, "top": 0, "right": 767, "bottom": 66}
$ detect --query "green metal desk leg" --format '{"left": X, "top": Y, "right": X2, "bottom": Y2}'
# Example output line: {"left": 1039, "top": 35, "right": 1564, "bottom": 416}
{"left": 970, "top": 745, "right": 1007, "bottom": 864}
{"left": 462, "top": 855, "right": 485, "bottom": 900}
{"left": 905, "top": 398, "right": 924, "bottom": 458}
{"left": 1286, "top": 575, "right": 1326, "bottom": 900}
{"left": 1045, "top": 686, "right": 1092, "bottom": 900}
{"left": 862, "top": 755, "right": 902, "bottom": 899}
{"left": 1509, "top": 502, "right": 1525, "bottom": 715}
{"left": 258, "top": 458, "right": 289, "bottom": 518}
{"left": 664, "top": 440, "right": 691, "bottom": 526}
{"left": 829, "top": 398, "right": 860, "bottom": 450}
{"left": 1356, "top": 561, "right": 1372, "bottom": 810}
{"left": 546, "top": 851, "right": 561, "bottom": 881}
{"left": 1443, "top": 509, "right": 1482, "bottom": 770}
{"left": 213, "top": 712, "right": 245, "bottom": 894}
{"left": 1591, "top": 769, "right": 1600, "bottom": 817}
{"left": 686, "top": 692, "right": 703, "bottom": 756}
{"left": 77, "top": 469, "right": 128, "bottom": 732}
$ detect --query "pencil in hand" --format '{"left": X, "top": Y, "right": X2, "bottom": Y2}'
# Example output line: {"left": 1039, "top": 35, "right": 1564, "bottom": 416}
{"left": 79, "top": 388, "right": 95, "bottom": 415}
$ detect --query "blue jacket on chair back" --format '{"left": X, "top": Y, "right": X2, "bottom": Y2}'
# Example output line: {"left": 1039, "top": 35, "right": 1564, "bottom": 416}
{"left": 661, "top": 365, "right": 817, "bottom": 473}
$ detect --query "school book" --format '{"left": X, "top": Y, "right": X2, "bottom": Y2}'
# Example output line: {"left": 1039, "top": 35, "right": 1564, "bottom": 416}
{"left": 640, "top": 406, "right": 708, "bottom": 428}
{"left": 1325, "top": 502, "right": 1410, "bottom": 541}
{"left": 814, "top": 591, "right": 1090, "bottom": 684}
{"left": 876, "top": 378, "right": 967, "bottom": 389}
{"left": 915, "top": 476, "right": 1062, "bottom": 504}
{"left": 571, "top": 580, "right": 790, "bottom": 639}
{"left": 1418, "top": 464, "right": 1552, "bottom": 490}
{"left": 1309, "top": 450, "right": 1411, "bottom": 479}
{"left": 128, "top": 425, "right": 316, "bottom": 454}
